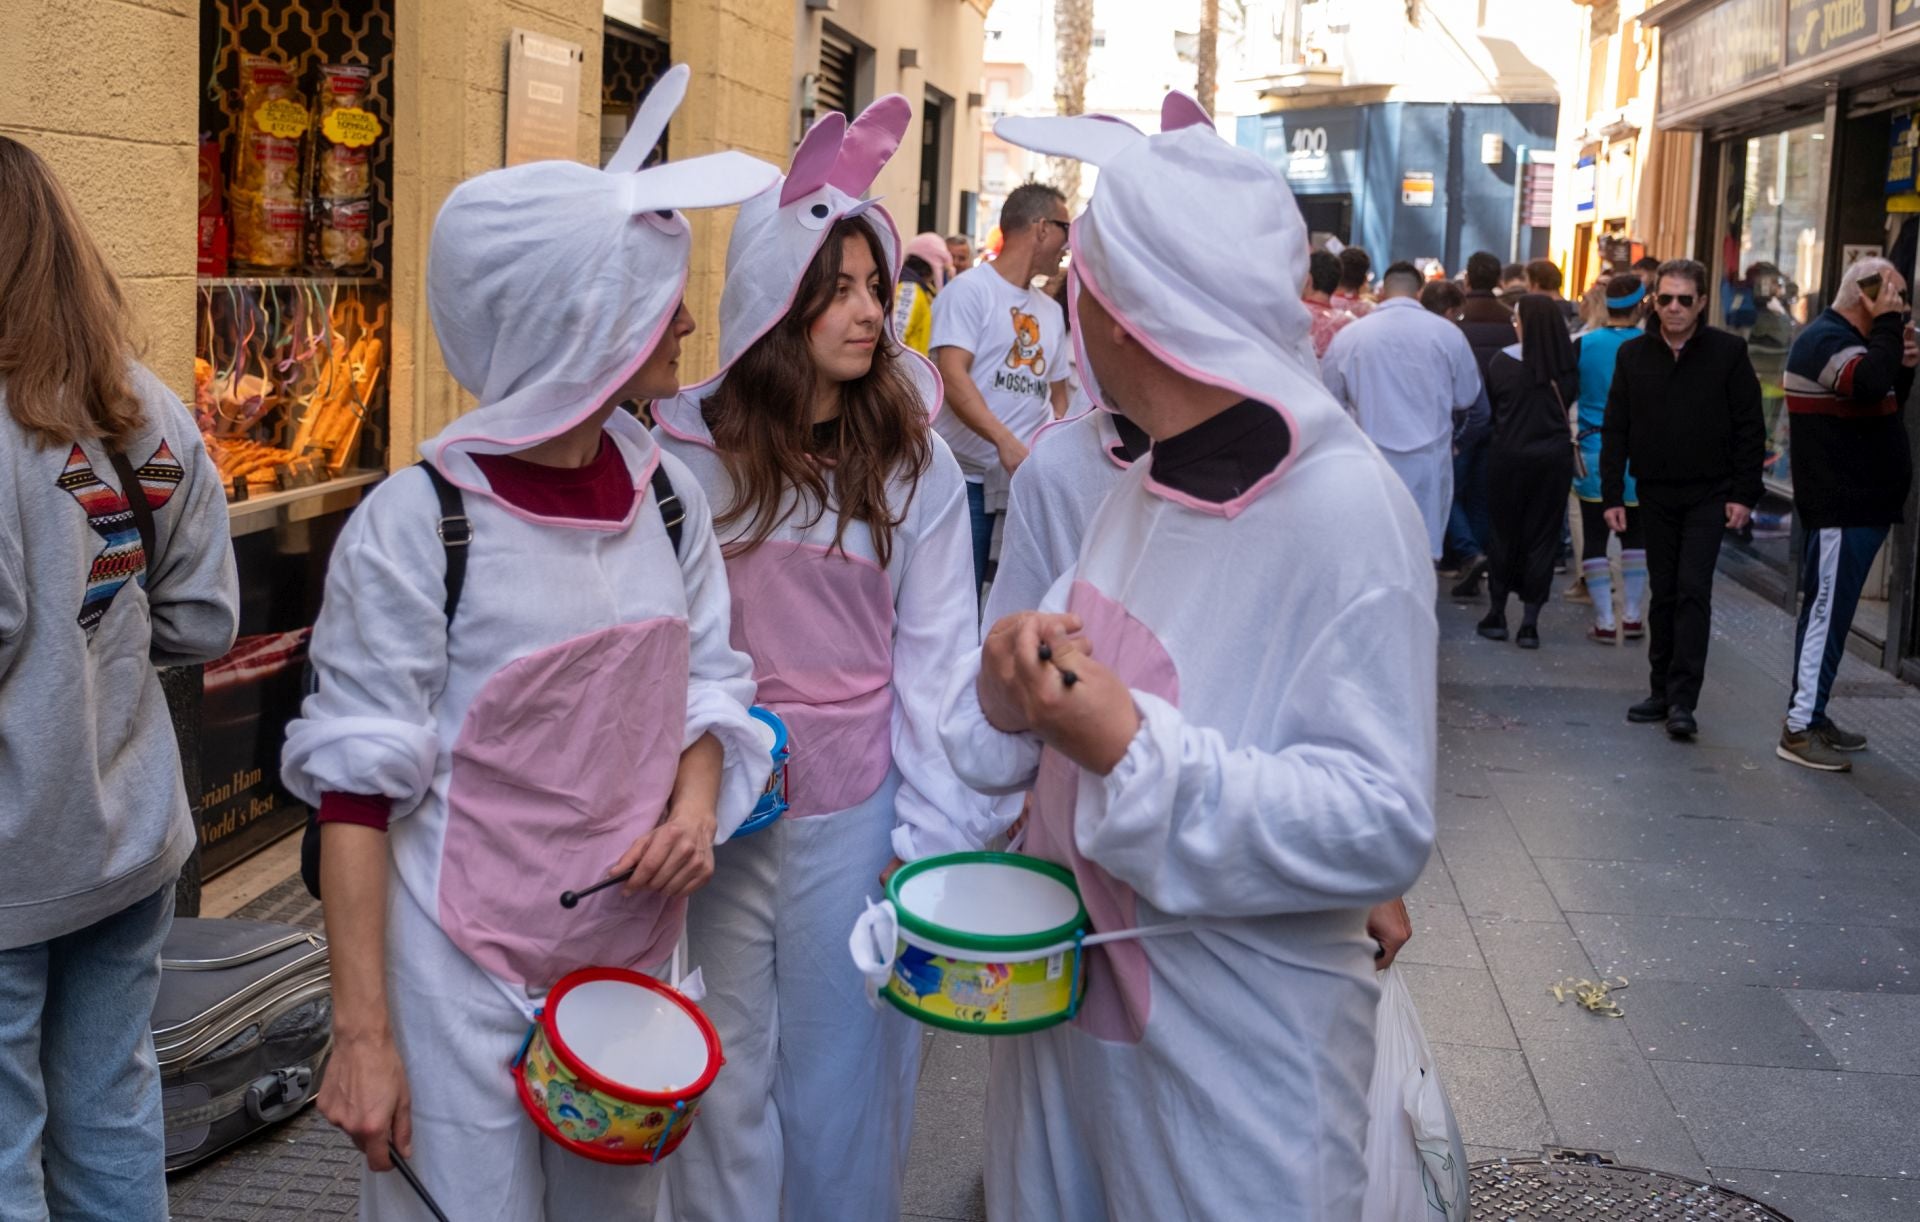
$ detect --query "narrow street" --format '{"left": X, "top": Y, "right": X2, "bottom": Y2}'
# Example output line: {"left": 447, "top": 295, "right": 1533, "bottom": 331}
{"left": 167, "top": 571, "right": 1920, "bottom": 1222}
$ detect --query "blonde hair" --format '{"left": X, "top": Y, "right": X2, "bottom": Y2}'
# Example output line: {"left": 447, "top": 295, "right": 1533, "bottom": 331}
{"left": 0, "top": 135, "right": 144, "bottom": 449}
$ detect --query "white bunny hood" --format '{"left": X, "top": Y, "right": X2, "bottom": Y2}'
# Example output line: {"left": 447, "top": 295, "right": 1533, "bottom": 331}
{"left": 654, "top": 95, "right": 943, "bottom": 449}
{"left": 994, "top": 92, "right": 1344, "bottom": 512}
{"left": 419, "top": 64, "right": 781, "bottom": 496}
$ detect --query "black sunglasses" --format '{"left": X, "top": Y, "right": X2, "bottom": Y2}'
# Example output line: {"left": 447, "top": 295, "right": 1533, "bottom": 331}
{"left": 1656, "top": 293, "right": 1697, "bottom": 308}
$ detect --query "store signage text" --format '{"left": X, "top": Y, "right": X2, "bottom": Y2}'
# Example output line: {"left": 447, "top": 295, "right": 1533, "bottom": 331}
{"left": 1288, "top": 126, "right": 1331, "bottom": 182}
{"left": 1401, "top": 172, "right": 1435, "bottom": 207}
{"left": 1787, "top": 0, "right": 1877, "bottom": 65}
{"left": 1660, "top": 0, "right": 1784, "bottom": 113}
{"left": 1897, "top": 0, "right": 1920, "bottom": 32}
{"left": 1260, "top": 110, "right": 1363, "bottom": 190}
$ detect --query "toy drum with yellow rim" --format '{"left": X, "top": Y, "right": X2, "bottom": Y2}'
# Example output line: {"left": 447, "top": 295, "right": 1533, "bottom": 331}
{"left": 860, "top": 852, "right": 1090, "bottom": 1034}
{"left": 510, "top": 967, "right": 722, "bottom": 1164}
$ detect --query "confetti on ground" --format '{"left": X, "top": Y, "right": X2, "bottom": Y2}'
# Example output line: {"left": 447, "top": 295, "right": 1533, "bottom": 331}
{"left": 1549, "top": 975, "right": 1630, "bottom": 1018}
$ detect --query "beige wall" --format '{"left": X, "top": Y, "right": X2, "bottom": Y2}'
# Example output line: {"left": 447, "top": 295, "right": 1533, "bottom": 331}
{"left": 667, "top": 0, "right": 797, "bottom": 382}
{"left": 792, "top": 0, "right": 988, "bottom": 247}
{"left": 0, "top": 0, "right": 201, "bottom": 404}
{"left": 393, "top": 0, "right": 607, "bottom": 465}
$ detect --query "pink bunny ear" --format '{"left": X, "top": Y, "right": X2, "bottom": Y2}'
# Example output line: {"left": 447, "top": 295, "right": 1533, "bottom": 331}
{"left": 1161, "top": 91, "right": 1212, "bottom": 133}
{"left": 781, "top": 112, "right": 848, "bottom": 206}
{"left": 830, "top": 94, "right": 912, "bottom": 198}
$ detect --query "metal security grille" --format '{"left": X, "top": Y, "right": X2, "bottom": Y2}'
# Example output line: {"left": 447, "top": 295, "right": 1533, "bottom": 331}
{"left": 1469, "top": 1157, "right": 1794, "bottom": 1219}
{"left": 818, "top": 29, "right": 859, "bottom": 120}
{"left": 200, "top": 0, "right": 396, "bottom": 278}
{"left": 603, "top": 22, "right": 671, "bottom": 166}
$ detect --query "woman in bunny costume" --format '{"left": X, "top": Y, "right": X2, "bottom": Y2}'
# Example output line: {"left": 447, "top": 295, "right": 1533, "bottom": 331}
{"left": 280, "top": 67, "right": 778, "bottom": 1220}
{"left": 652, "top": 97, "right": 991, "bottom": 1222}
{"left": 937, "top": 113, "right": 1437, "bottom": 1218}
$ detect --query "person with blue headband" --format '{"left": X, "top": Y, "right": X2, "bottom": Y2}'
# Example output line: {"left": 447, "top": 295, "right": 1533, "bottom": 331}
{"left": 1571, "top": 272, "right": 1651, "bottom": 643}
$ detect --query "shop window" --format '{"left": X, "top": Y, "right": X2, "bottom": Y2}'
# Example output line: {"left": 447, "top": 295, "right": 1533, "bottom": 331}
{"left": 1716, "top": 121, "right": 1831, "bottom": 500}
{"left": 602, "top": 20, "right": 671, "bottom": 168}
{"left": 193, "top": 0, "right": 398, "bottom": 874}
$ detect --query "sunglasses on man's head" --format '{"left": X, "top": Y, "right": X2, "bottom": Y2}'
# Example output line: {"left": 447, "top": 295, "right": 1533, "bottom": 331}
{"left": 1656, "top": 293, "right": 1696, "bottom": 308}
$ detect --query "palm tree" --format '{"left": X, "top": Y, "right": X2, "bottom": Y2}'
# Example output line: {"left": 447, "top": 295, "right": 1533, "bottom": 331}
{"left": 1196, "top": 0, "right": 1220, "bottom": 117}
{"left": 1052, "top": 0, "right": 1095, "bottom": 202}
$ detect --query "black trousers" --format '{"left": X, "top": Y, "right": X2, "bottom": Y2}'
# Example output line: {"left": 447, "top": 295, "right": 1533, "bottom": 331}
{"left": 1640, "top": 486, "right": 1726, "bottom": 711}
{"left": 1486, "top": 450, "right": 1573, "bottom": 607}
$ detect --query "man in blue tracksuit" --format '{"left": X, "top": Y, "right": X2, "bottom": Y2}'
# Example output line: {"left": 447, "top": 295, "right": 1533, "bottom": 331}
{"left": 1776, "top": 258, "right": 1917, "bottom": 771}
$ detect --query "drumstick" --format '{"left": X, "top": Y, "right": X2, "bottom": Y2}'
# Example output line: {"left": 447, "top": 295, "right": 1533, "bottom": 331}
{"left": 1036, "top": 642, "right": 1079, "bottom": 688}
{"left": 560, "top": 867, "right": 635, "bottom": 909}
{"left": 388, "top": 1145, "right": 452, "bottom": 1222}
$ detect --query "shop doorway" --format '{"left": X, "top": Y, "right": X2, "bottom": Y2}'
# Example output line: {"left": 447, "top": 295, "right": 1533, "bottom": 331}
{"left": 1296, "top": 193, "right": 1353, "bottom": 249}
{"left": 919, "top": 88, "right": 950, "bottom": 236}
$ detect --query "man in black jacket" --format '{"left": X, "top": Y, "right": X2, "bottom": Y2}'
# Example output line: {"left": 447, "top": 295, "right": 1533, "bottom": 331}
{"left": 1446, "top": 251, "right": 1515, "bottom": 594}
{"left": 1600, "top": 259, "right": 1765, "bottom": 739}
{"left": 1775, "top": 257, "right": 1918, "bottom": 771}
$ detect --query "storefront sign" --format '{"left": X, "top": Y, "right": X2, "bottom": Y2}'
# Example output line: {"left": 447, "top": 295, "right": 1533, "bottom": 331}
{"left": 1787, "top": 0, "right": 1878, "bottom": 65}
{"left": 506, "top": 29, "right": 584, "bottom": 166}
{"left": 1660, "top": 0, "right": 1784, "bottom": 114}
{"left": 1574, "top": 155, "right": 1597, "bottom": 214}
{"left": 1896, "top": 0, "right": 1920, "bottom": 32}
{"left": 1258, "top": 109, "right": 1364, "bottom": 191}
{"left": 1890, "top": 109, "right": 1919, "bottom": 194}
{"left": 1401, "top": 172, "right": 1435, "bottom": 207}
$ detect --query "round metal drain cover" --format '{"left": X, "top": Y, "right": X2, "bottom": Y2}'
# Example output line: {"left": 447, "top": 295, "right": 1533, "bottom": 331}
{"left": 1470, "top": 1158, "right": 1792, "bottom": 1219}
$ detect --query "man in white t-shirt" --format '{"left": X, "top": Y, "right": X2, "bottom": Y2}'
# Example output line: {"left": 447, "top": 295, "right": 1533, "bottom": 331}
{"left": 932, "top": 182, "right": 1073, "bottom": 589}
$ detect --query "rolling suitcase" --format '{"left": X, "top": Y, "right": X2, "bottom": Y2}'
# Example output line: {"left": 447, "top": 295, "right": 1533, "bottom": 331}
{"left": 155, "top": 918, "right": 332, "bottom": 1171}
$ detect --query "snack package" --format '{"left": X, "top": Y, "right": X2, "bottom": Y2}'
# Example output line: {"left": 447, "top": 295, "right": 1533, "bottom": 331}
{"left": 312, "top": 63, "right": 377, "bottom": 203}
{"left": 230, "top": 188, "right": 304, "bottom": 270}
{"left": 233, "top": 56, "right": 307, "bottom": 201}
{"left": 309, "top": 198, "right": 371, "bottom": 273}
{"left": 197, "top": 135, "right": 229, "bottom": 277}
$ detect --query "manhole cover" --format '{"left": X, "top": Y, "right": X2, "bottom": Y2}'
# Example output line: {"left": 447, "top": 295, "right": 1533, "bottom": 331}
{"left": 1470, "top": 1157, "right": 1792, "bottom": 1219}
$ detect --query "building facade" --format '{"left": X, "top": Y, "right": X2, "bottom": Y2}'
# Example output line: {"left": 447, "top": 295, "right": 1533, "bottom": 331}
{"left": 1638, "top": 0, "right": 1920, "bottom": 676}
{"left": 1232, "top": 0, "right": 1575, "bottom": 270}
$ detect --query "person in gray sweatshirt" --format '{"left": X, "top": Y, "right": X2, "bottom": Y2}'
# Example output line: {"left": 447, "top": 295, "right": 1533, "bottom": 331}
{"left": 0, "top": 135, "right": 239, "bottom": 1220}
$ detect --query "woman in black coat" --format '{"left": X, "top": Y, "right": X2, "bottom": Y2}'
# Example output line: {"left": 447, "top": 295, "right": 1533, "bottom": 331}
{"left": 1477, "top": 294, "right": 1578, "bottom": 648}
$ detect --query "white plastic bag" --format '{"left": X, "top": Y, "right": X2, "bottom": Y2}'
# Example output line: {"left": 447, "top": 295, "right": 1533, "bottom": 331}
{"left": 1362, "top": 966, "right": 1470, "bottom": 1222}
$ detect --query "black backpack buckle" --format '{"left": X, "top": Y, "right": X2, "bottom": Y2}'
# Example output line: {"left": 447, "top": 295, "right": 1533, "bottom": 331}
{"left": 437, "top": 514, "right": 472, "bottom": 547}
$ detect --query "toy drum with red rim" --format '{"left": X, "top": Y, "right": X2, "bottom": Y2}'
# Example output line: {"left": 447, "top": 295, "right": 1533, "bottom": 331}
{"left": 510, "top": 967, "right": 722, "bottom": 1164}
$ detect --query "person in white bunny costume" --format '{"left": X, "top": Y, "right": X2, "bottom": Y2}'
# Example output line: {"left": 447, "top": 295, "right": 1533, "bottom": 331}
{"left": 280, "top": 67, "right": 778, "bottom": 1220}
{"left": 936, "top": 110, "right": 1438, "bottom": 1218}
{"left": 651, "top": 97, "right": 993, "bottom": 1222}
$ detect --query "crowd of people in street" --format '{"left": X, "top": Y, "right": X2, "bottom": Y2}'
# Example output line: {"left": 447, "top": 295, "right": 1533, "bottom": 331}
{"left": 0, "top": 60, "right": 1914, "bottom": 1222}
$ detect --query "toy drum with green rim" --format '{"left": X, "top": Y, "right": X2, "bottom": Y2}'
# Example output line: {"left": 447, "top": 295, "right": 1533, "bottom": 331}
{"left": 879, "top": 852, "right": 1089, "bottom": 1034}
{"left": 510, "top": 967, "right": 722, "bottom": 1164}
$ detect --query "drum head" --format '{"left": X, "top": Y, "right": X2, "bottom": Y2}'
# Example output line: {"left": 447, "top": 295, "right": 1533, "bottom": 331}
{"left": 551, "top": 976, "right": 714, "bottom": 1096}
{"left": 897, "top": 858, "right": 1082, "bottom": 940}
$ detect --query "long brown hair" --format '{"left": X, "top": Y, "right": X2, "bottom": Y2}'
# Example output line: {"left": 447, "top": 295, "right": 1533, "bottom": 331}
{"left": 704, "top": 217, "right": 932, "bottom": 567}
{"left": 0, "top": 136, "right": 143, "bottom": 449}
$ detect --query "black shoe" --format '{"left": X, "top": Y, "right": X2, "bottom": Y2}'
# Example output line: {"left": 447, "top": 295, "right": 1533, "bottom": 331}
{"left": 1627, "top": 696, "right": 1669, "bottom": 723}
{"left": 1515, "top": 625, "right": 1540, "bottom": 650}
{"left": 1450, "top": 556, "right": 1488, "bottom": 599}
{"left": 1666, "top": 707, "right": 1697, "bottom": 739}
{"left": 1475, "top": 611, "right": 1508, "bottom": 641}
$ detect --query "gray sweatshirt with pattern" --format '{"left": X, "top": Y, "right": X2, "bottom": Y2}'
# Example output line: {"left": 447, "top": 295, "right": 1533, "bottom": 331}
{"left": 1, "top": 364, "right": 238, "bottom": 949}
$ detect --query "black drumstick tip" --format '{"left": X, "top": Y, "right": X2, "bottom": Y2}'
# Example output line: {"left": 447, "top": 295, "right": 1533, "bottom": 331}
{"left": 1038, "top": 642, "right": 1054, "bottom": 663}
{"left": 559, "top": 891, "right": 580, "bottom": 909}
{"left": 1061, "top": 669, "right": 1079, "bottom": 687}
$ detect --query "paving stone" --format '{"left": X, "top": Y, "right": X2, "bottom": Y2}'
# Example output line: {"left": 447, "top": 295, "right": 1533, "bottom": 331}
{"left": 1426, "top": 1042, "right": 1553, "bottom": 1153}
{"left": 1711, "top": 1169, "right": 1920, "bottom": 1222}
{"left": 1468, "top": 917, "right": 1636, "bottom": 1051}
{"left": 1397, "top": 962, "right": 1517, "bottom": 1050}
{"left": 1568, "top": 912, "right": 1920, "bottom": 994}
{"left": 1613, "top": 981, "right": 1831, "bottom": 1070}
{"left": 1652, "top": 1061, "right": 1920, "bottom": 1178}
{"left": 1522, "top": 1041, "right": 1708, "bottom": 1178}
{"left": 901, "top": 1086, "right": 989, "bottom": 1222}
{"left": 919, "top": 1032, "right": 990, "bottom": 1090}
{"left": 1396, "top": 901, "right": 1485, "bottom": 971}
{"left": 1536, "top": 855, "right": 1920, "bottom": 927}
{"left": 1783, "top": 989, "right": 1920, "bottom": 1075}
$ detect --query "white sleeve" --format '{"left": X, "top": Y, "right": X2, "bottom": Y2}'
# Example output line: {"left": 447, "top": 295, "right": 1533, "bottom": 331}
{"left": 981, "top": 454, "right": 1060, "bottom": 629}
{"left": 665, "top": 456, "right": 775, "bottom": 842}
{"left": 1319, "top": 332, "right": 1351, "bottom": 410}
{"left": 888, "top": 447, "right": 1008, "bottom": 860}
{"left": 280, "top": 471, "right": 446, "bottom": 811}
{"left": 1078, "top": 585, "right": 1435, "bottom": 917}
{"left": 929, "top": 272, "right": 991, "bottom": 355}
{"left": 936, "top": 569, "right": 1072, "bottom": 796}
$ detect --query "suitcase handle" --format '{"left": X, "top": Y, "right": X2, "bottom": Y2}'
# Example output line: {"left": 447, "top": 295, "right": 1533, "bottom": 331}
{"left": 163, "top": 932, "right": 321, "bottom": 971}
{"left": 245, "top": 1067, "right": 314, "bottom": 1124}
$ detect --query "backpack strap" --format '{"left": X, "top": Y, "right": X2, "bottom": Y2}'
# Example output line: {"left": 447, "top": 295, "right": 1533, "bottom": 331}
{"left": 416, "top": 461, "right": 470, "bottom": 624}
{"left": 651, "top": 461, "right": 684, "bottom": 559}
{"left": 106, "top": 448, "right": 158, "bottom": 578}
